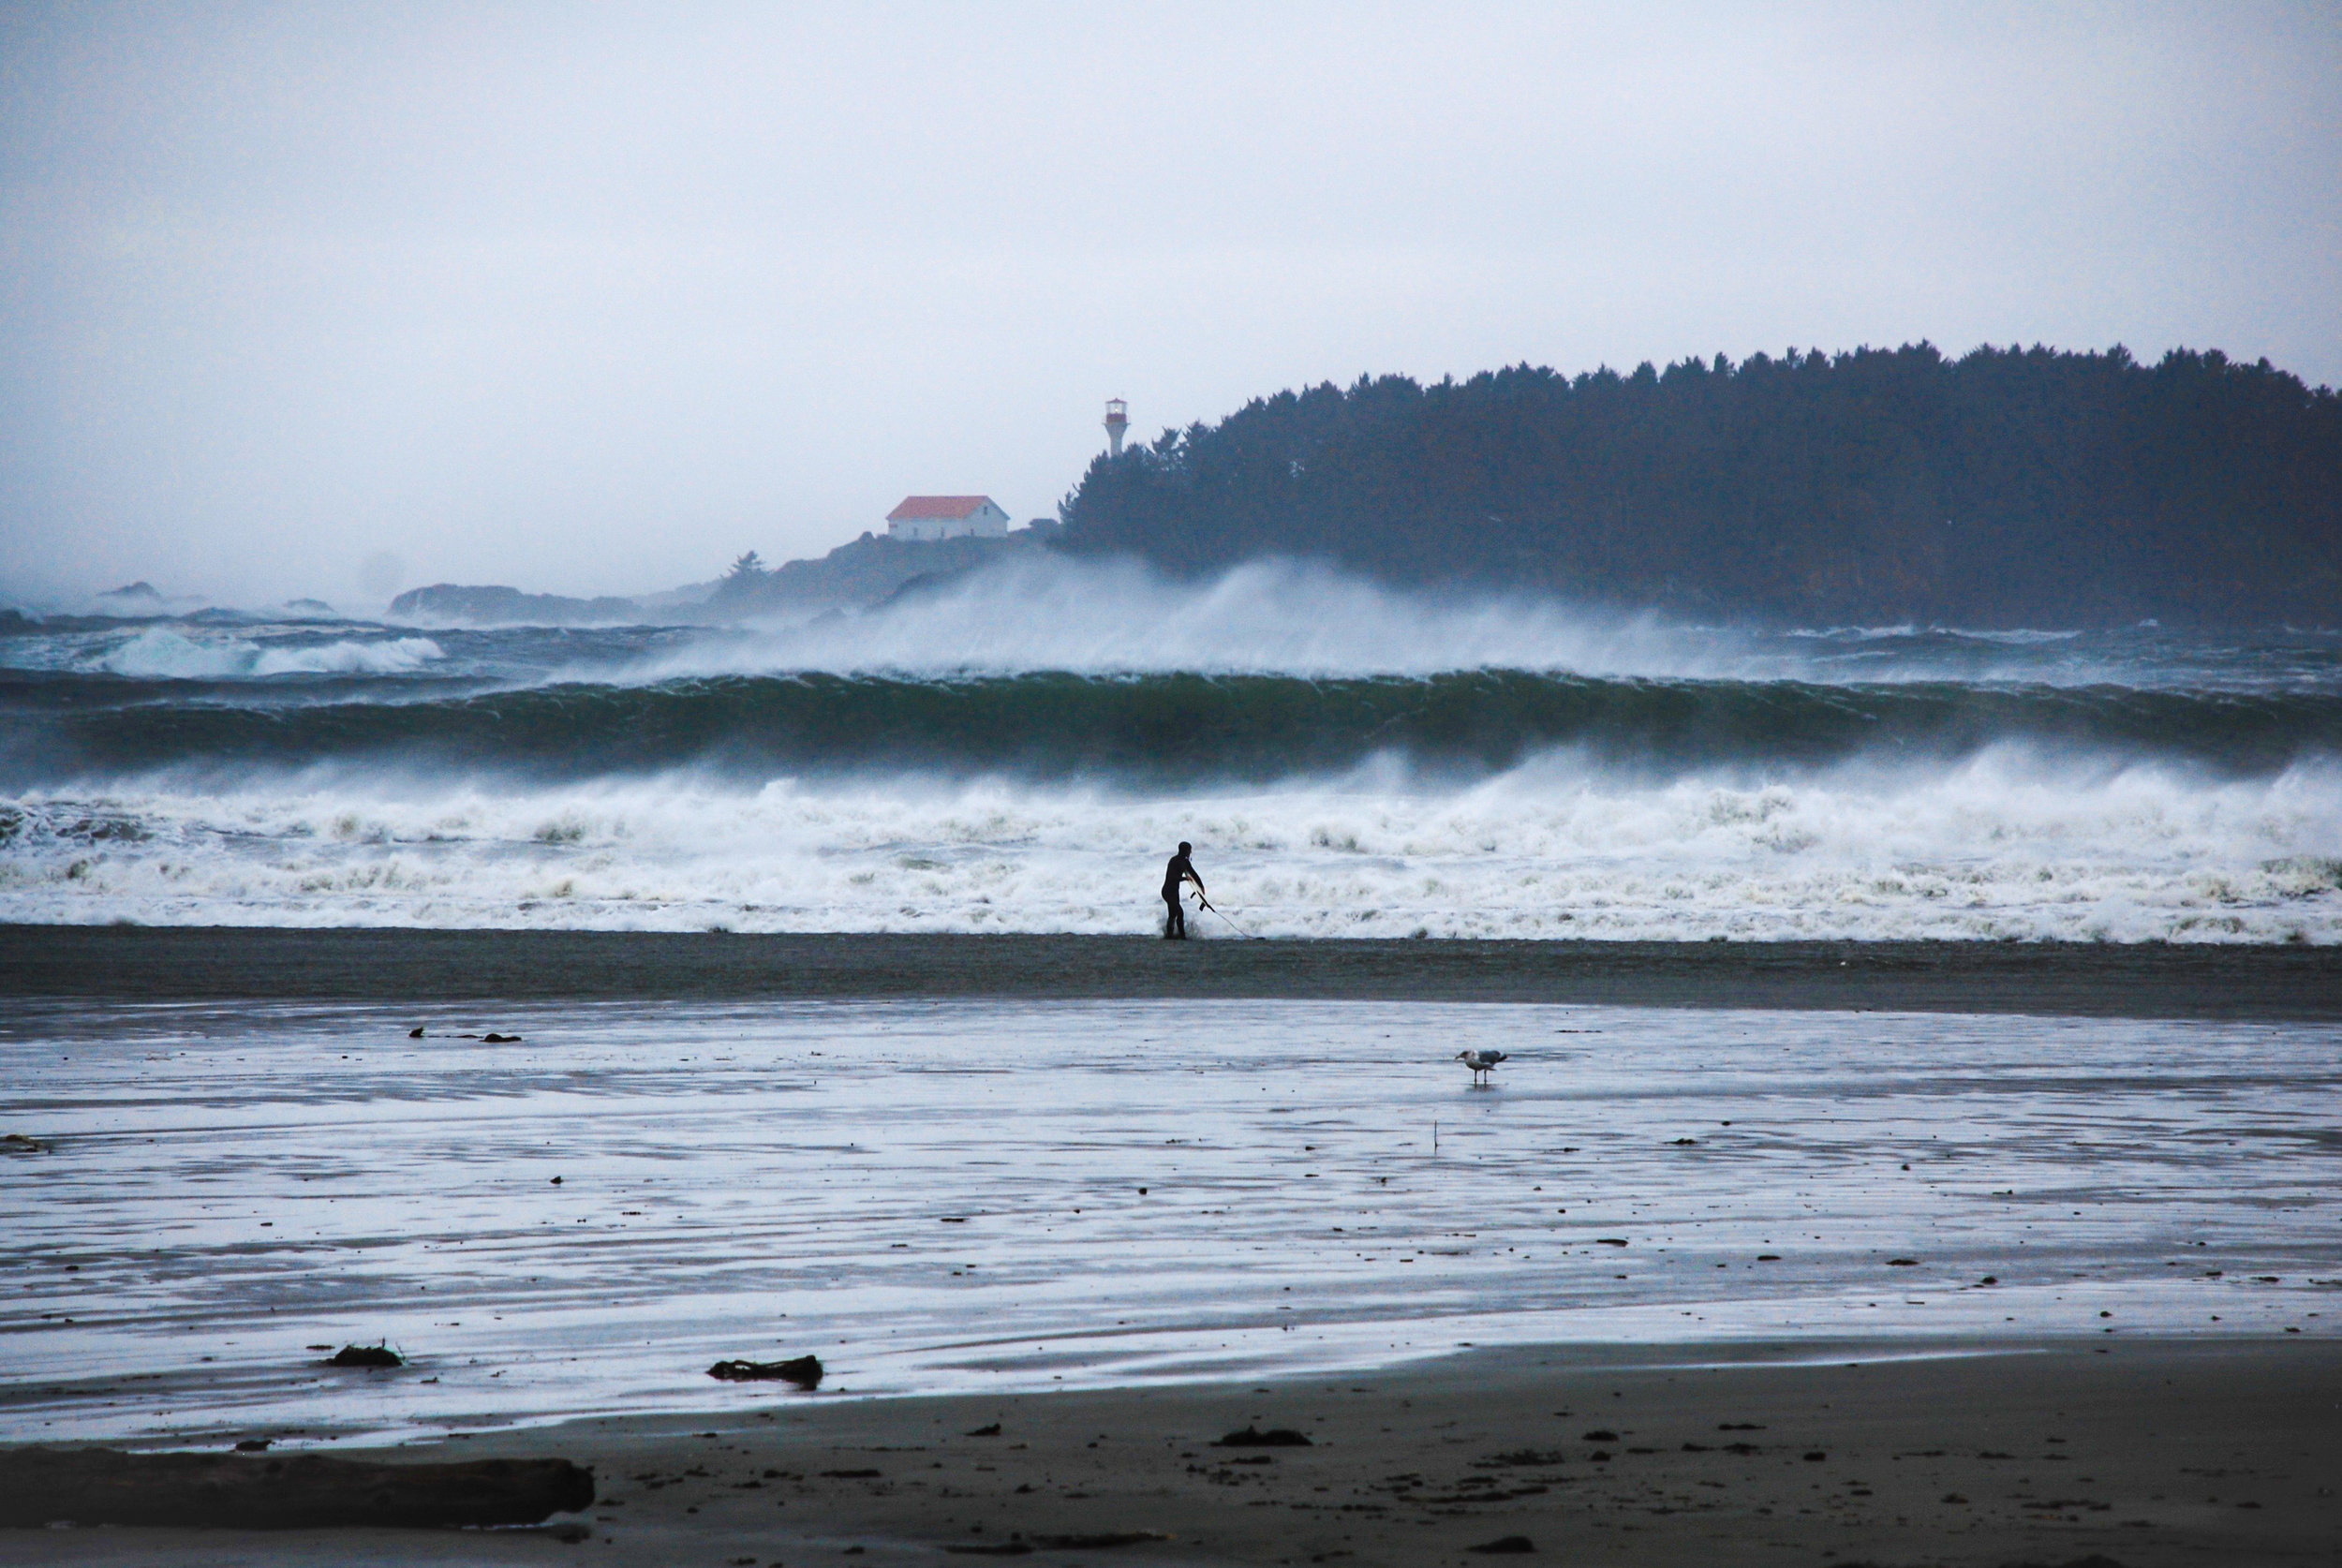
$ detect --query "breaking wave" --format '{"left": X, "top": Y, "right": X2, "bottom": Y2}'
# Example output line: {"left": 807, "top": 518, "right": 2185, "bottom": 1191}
{"left": 3, "top": 560, "right": 2336, "bottom": 940}
{"left": 7, "top": 668, "right": 2337, "bottom": 784}
{"left": 87, "top": 628, "right": 445, "bottom": 680}
{"left": 3, "top": 747, "right": 2336, "bottom": 941}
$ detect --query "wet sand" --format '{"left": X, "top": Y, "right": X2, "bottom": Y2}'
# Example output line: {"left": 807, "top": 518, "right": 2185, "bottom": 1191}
{"left": 7, "top": 1338, "right": 2336, "bottom": 1565}
{"left": 6, "top": 925, "right": 2339, "bottom": 1018}
{"left": 7, "top": 930, "right": 2336, "bottom": 1561}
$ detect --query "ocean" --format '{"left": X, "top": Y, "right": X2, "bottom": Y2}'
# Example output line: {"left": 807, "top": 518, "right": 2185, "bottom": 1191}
{"left": 3, "top": 556, "right": 2338, "bottom": 941}
{"left": 7, "top": 562, "right": 2338, "bottom": 1446}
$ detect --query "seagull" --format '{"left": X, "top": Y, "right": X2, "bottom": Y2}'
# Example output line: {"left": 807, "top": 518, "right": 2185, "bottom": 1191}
{"left": 1455, "top": 1049, "right": 1507, "bottom": 1087}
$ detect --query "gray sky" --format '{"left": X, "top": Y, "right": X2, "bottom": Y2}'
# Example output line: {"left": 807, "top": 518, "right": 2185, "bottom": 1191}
{"left": 4, "top": 1, "right": 2337, "bottom": 607}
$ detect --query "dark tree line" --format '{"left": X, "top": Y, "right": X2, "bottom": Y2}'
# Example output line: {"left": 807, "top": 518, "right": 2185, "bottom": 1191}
{"left": 1056, "top": 345, "right": 2342, "bottom": 625}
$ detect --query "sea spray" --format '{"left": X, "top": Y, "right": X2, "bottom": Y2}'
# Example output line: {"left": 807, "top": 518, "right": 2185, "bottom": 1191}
{"left": 603, "top": 555, "right": 2320, "bottom": 688}
{"left": 3, "top": 747, "right": 2335, "bottom": 941}
{"left": 3, "top": 565, "right": 2335, "bottom": 942}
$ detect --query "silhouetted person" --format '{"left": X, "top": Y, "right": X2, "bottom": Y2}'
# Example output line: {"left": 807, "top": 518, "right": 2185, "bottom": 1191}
{"left": 1162, "top": 841, "right": 1204, "bottom": 939}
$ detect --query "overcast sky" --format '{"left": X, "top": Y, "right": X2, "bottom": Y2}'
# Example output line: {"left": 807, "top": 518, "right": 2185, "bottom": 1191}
{"left": 3, "top": 2, "right": 2336, "bottom": 608}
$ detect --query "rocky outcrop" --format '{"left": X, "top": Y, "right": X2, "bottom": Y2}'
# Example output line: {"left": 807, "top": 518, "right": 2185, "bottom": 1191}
{"left": 705, "top": 524, "right": 1060, "bottom": 616}
{"left": 387, "top": 584, "right": 643, "bottom": 625}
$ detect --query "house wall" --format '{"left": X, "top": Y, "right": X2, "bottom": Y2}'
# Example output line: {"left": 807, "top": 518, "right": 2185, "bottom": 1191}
{"left": 886, "top": 502, "right": 1009, "bottom": 540}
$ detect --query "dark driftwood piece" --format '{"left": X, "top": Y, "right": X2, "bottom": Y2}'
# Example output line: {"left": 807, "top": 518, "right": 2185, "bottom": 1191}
{"left": 944, "top": 1533, "right": 1168, "bottom": 1556}
{"left": 706, "top": 1354, "right": 822, "bottom": 1388}
{"left": 1211, "top": 1426, "right": 1312, "bottom": 1447}
{"left": 0, "top": 1448, "right": 594, "bottom": 1529}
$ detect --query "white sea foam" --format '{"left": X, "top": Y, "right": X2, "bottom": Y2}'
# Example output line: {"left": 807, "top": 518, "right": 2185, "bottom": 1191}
{"left": 6, "top": 747, "right": 2335, "bottom": 941}
{"left": 1946, "top": 627, "right": 2087, "bottom": 645}
{"left": 1786, "top": 623, "right": 1923, "bottom": 641}
{"left": 1785, "top": 624, "right": 2088, "bottom": 645}
{"left": 86, "top": 627, "right": 444, "bottom": 679}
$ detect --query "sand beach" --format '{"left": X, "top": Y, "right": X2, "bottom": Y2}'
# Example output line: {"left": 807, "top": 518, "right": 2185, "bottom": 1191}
{"left": 6, "top": 1339, "right": 2336, "bottom": 1565}
{"left": 5, "top": 928, "right": 2338, "bottom": 1562}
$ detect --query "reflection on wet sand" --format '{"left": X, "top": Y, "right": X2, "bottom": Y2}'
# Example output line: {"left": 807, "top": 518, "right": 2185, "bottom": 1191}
{"left": 3, "top": 998, "right": 2336, "bottom": 1445}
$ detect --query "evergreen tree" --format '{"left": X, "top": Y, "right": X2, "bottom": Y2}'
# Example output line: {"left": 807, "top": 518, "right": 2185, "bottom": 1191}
{"left": 1056, "top": 345, "right": 2342, "bottom": 625}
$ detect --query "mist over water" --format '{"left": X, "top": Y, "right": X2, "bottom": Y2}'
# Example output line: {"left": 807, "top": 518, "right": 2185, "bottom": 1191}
{"left": 586, "top": 558, "right": 2340, "bottom": 689}
{"left": 11, "top": 556, "right": 2342, "bottom": 688}
{"left": 2, "top": 560, "right": 2337, "bottom": 941}
{"left": 630, "top": 559, "right": 1763, "bottom": 682}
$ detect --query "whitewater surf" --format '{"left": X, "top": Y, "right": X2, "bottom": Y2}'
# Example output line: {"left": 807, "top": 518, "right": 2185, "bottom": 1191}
{"left": 2, "top": 559, "right": 2335, "bottom": 942}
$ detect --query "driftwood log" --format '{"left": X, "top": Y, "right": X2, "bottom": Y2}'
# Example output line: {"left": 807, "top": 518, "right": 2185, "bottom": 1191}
{"left": 0, "top": 1447, "right": 594, "bottom": 1529}
{"left": 1210, "top": 1426, "right": 1312, "bottom": 1447}
{"left": 706, "top": 1354, "right": 823, "bottom": 1388}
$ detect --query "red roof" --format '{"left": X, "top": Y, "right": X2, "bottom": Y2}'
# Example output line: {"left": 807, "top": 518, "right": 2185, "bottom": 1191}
{"left": 887, "top": 495, "right": 999, "bottom": 522}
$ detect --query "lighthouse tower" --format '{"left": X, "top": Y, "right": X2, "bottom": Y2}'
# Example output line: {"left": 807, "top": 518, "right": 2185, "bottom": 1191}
{"left": 1103, "top": 398, "right": 1128, "bottom": 458}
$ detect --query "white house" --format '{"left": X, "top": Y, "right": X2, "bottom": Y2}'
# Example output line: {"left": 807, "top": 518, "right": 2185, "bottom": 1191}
{"left": 886, "top": 496, "right": 1010, "bottom": 541}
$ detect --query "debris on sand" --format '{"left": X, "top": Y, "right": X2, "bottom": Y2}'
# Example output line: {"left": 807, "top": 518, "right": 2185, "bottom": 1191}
{"left": 1211, "top": 1427, "right": 1312, "bottom": 1448}
{"left": 965, "top": 1423, "right": 1002, "bottom": 1437}
{"left": 707, "top": 1354, "right": 823, "bottom": 1389}
{"left": 0, "top": 1448, "right": 593, "bottom": 1529}
{"left": 944, "top": 1533, "right": 1168, "bottom": 1556}
{"left": 1, "top": 1133, "right": 50, "bottom": 1155}
{"left": 324, "top": 1343, "right": 403, "bottom": 1368}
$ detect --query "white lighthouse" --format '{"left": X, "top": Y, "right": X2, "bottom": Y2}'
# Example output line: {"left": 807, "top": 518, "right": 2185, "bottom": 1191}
{"left": 1104, "top": 398, "right": 1128, "bottom": 458}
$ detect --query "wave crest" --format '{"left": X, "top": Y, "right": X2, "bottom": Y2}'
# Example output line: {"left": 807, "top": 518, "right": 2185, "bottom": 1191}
{"left": 15, "top": 668, "right": 2337, "bottom": 783}
{"left": 4, "top": 747, "right": 2335, "bottom": 942}
{"left": 91, "top": 628, "right": 444, "bottom": 679}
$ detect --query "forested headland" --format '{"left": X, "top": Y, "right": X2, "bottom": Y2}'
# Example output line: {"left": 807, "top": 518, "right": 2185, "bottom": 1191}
{"left": 1056, "top": 345, "right": 2342, "bottom": 626}
{"left": 706, "top": 525, "right": 1059, "bottom": 615}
